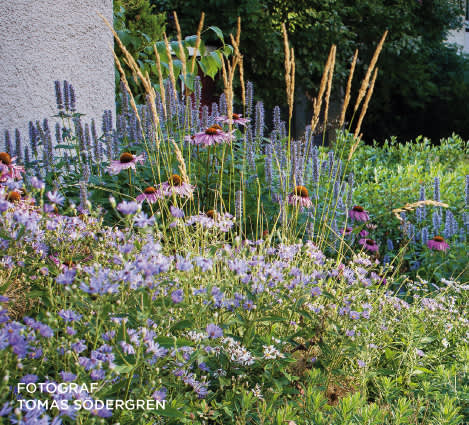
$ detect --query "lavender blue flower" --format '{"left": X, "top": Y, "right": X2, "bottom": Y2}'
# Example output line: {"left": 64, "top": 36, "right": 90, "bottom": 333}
{"left": 58, "top": 309, "right": 82, "bottom": 322}
{"left": 117, "top": 201, "right": 140, "bottom": 216}
{"left": 206, "top": 323, "right": 223, "bottom": 338}
{"left": 171, "top": 289, "right": 184, "bottom": 304}
{"left": 47, "top": 191, "right": 65, "bottom": 206}
{"left": 152, "top": 387, "right": 167, "bottom": 402}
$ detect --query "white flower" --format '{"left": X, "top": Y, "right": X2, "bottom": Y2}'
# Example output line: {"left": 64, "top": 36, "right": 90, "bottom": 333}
{"left": 263, "top": 345, "right": 284, "bottom": 360}
{"left": 251, "top": 384, "right": 263, "bottom": 400}
{"left": 442, "top": 338, "right": 449, "bottom": 348}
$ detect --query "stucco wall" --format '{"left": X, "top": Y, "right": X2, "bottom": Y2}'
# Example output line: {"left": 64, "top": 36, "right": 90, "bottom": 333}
{"left": 0, "top": 0, "right": 115, "bottom": 151}
{"left": 447, "top": 25, "right": 469, "bottom": 54}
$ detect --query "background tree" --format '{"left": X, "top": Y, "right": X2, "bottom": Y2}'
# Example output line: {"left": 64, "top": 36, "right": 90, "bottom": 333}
{"left": 152, "top": 0, "right": 469, "bottom": 142}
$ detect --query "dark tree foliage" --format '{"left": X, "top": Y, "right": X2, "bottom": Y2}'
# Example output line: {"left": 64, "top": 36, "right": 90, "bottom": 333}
{"left": 153, "top": 0, "right": 469, "bottom": 142}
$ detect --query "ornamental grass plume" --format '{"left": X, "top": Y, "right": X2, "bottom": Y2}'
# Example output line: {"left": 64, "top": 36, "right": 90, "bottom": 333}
{"left": 191, "top": 12, "right": 205, "bottom": 75}
{"left": 281, "top": 23, "right": 295, "bottom": 121}
{"left": 173, "top": 12, "right": 187, "bottom": 93}
{"left": 353, "top": 31, "right": 388, "bottom": 116}
{"left": 392, "top": 200, "right": 449, "bottom": 222}
{"left": 310, "top": 45, "right": 335, "bottom": 135}
{"left": 101, "top": 13, "right": 160, "bottom": 150}
{"left": 170, "top": 139, "right": 190, "bottom": 186}
{"left": 339, "top": 49, "right": 358, "bottom": 128}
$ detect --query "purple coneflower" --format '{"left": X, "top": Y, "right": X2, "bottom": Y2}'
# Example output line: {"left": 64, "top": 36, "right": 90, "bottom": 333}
{"left": 349, "top": 205, "right": 370, "bottom": 222}
{"left": 6, "top": 190, "right": 21, "bottom": 203}
{"left": 158, "top": 174, "right": 195, "bottom": 198}
{"left": 359, "top": 229, "right": 369, "bottom": 237}
{"left": 107, "top": 152, "right": 145, "bottom": 175}
{"left": 288, "top": 186, "right": 312, "bottom": 208}
{"left": 136, "top": 186, "right": 163, "bottom": 203}
{"left": 341, "top": 227, "right": 353, "bottom": 236}
{"left": 359, "top": 238, "right": 379, "bottom": 252}
{"left": 191, "top": 124, "right": 234, "bottom": 147}
{"left": 0, "top": 152, "right": 25, "bottom": 181}
{"left": 427, "top": 235, "right": 449, "bottom": 251}
{"left": 216, "top": 113, "right": 250, "bottom": 126}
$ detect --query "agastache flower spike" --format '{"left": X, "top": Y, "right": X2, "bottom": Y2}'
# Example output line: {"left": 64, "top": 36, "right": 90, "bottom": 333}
{"left": 29, "top": 122, "right": 38, "bottom": 158}
{"left": 55, "top": 80, "right": 63, "bottom": 110}
{"left": 255, "top": 101, "right": 265, "bottom": 141}
{"left": 434, "top": 177, "right": 440, "bottom": 202}
{"left": 246, "top": 81, "right": 254, "bottom": 118}
{"left": 4, "top": 130, "right": 12, "bottom": 155}
{"left": 421, "top": 227, "right": 429, "bottom": 245}
{"left": 15, "top": 129, "right": 22, "bottom": 163}
{"left": 465, "top": 175, "right": 469, "bottom": 208}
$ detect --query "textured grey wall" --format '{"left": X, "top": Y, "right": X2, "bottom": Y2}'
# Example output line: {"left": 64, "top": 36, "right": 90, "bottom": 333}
{"left": 0, "top": 0, "right": 115, "bottom": 151}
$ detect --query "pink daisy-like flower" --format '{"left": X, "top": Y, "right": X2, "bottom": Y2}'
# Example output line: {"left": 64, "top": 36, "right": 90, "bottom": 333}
{"left": 341, "top": 227, "right": 353, "bottom": 236}
{"left": 427, "top": 235, "right": 449, "bottom": 251}
{"left": 359, "top": 229, "right": 369, "bottom": 237}
{"left": 107, "top": 152, "right": 145, "bottom": 175}
{"left": 136, "top": 186, "right": 163, "bottom": 204}
{"left": 216, "top": 113, "right": 251, "bottom": 127}
{"left": 5, "top": 190, "right": 22, "bottom": 203}
{"left": 288, "top": 186, "right": 313, "bottom": 208}
{"left": 0, "top": 152, "right": 25, "bottom": 181}
{"left": 158, "top": 174, "right": 195, "bottom": 198}
{"left": 359, "top": 238, "right": 379, "bottom": 252}
{"left": 349, "top": 205, "right": 370, "bottom": 222}
{"left": 191, "top": 125, "right": 234, "bottom": 147}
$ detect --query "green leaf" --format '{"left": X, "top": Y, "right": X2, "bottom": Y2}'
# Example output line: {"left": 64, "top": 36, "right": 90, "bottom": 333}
{"left": 170, "top": 319, "right": 193, "bottom": 331}
{"left": 254, "top": 315, "right": 287, "bottom": 322}
{"left": 208, "top": 26, "right": 225, "bottom": 43}
{"left": 156, "top": 407, "right": 185, "bottom": 419}
{"left": 113, "top": 364, "right": 134, "bottom": 374}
